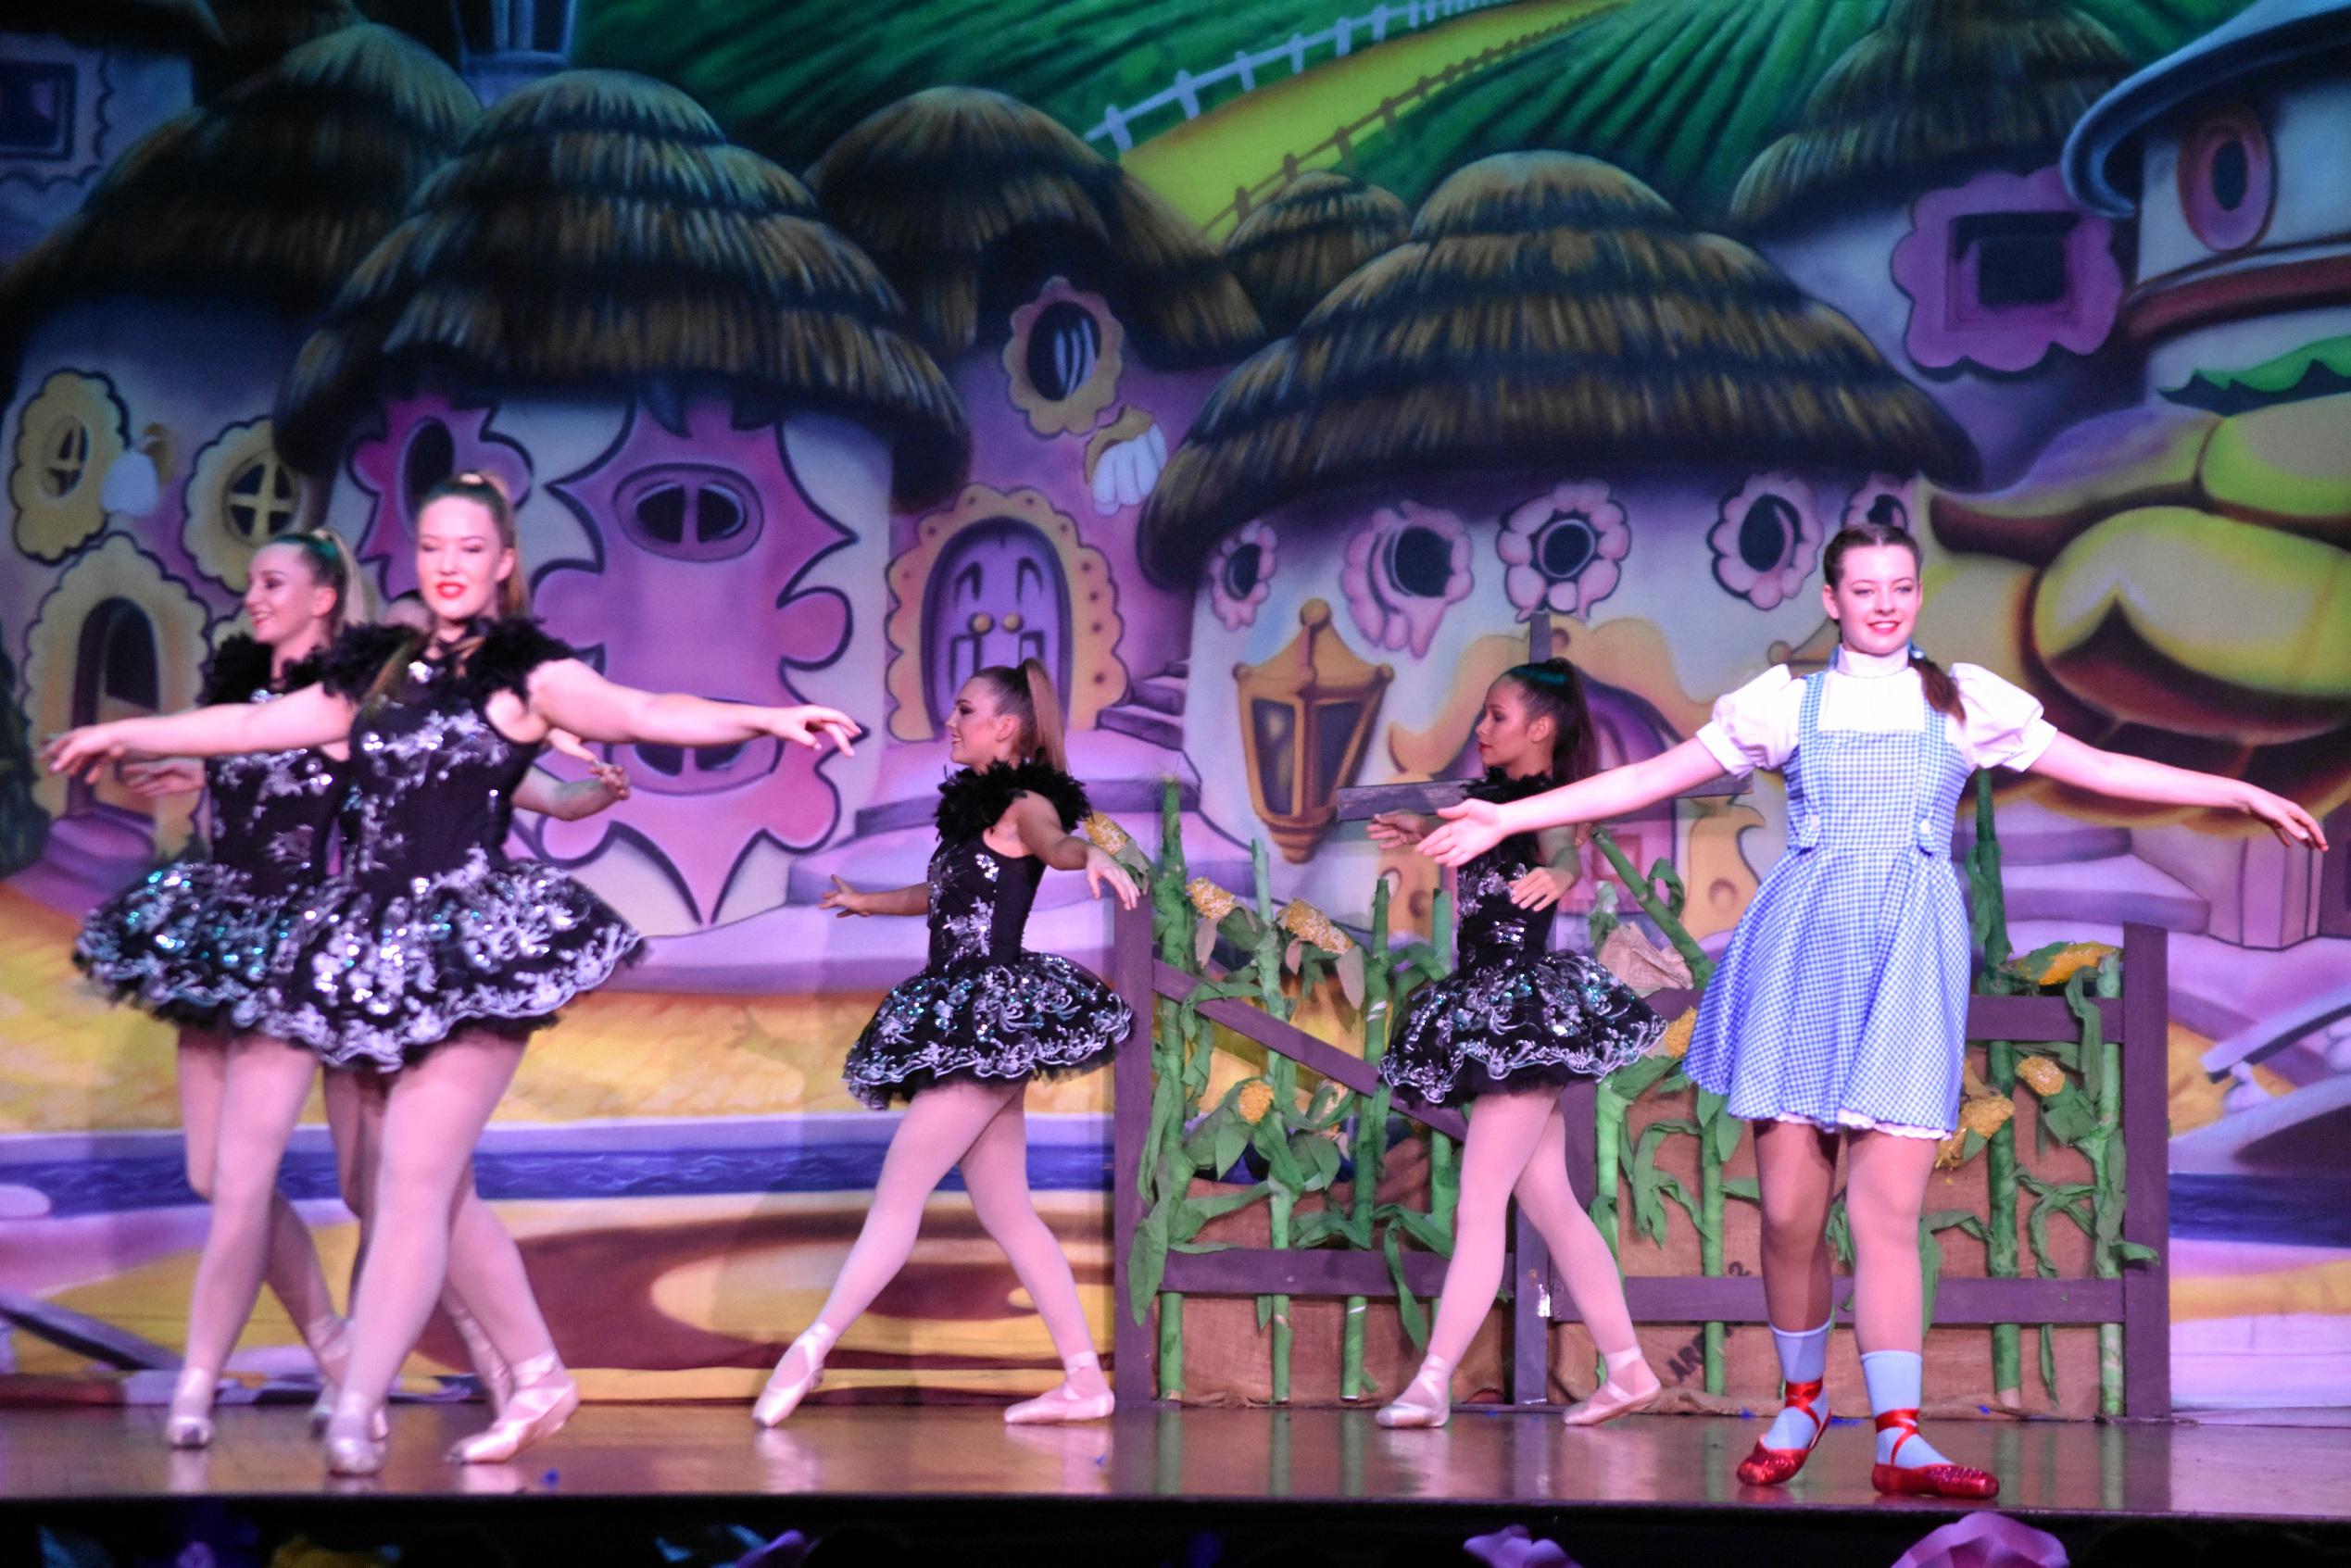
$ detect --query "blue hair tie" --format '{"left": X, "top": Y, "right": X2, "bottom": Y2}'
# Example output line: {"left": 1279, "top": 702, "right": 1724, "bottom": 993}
{"left": 1907, "top": 640, "right": 1925, "bottom": 661}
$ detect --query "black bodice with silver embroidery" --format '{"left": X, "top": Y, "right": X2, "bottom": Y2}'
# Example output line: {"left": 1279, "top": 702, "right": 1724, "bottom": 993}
{"left": 75, "top": 637, "right": 341, "bottom": 1024}
{"left": 1380, "top": 771, "right": 1662, "bottom": 1104}
{"left": 842, "top": 762, "right": 1133, "bottom": 1110}
{"left": 236, "top": 619, "right": 640, "bottom": 1068}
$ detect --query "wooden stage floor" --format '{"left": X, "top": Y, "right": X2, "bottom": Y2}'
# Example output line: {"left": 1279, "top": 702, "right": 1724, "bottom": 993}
{"left": 6, "top": 1404, "right": 2347, "bottom": 1563}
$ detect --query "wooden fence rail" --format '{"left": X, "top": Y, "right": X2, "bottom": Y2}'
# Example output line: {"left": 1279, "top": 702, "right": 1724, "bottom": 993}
{"left": 1107, "top": 610, "right": 2170, "bottom": 1416}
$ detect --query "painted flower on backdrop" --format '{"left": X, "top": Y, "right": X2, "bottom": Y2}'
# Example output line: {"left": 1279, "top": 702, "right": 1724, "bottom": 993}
{"left": 1498, "top": 481, "right": 1628, "bottom": 621}
{"left": 1341, "top": 500, "right": 1472, "bottom": 659}
{"left": 1708, "top": 472, "right": 1820, "bottom": 610}
{"left": 1208, "top": 520, "right": 1277, "bottom": 630}
{"left": 1842, "top": 473, "right": 1918, "bottom": 535}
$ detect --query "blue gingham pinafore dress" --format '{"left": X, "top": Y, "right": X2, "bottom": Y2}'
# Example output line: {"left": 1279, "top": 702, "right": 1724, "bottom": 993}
{"left": 1684, "top": 671, "right": 1977, "bottom": 1135}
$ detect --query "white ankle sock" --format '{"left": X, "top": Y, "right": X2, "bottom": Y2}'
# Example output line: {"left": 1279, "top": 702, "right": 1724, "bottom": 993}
{"left": 1860, "top": 1349, "right": 1949, "bottom": 1467}
{"left": 1761, "top": 1319, "right": 1830, "bottom": 1450}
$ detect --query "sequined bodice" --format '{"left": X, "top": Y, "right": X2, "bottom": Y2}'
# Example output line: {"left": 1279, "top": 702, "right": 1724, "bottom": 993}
{"left": 926, "top": 837, "right": 1047, "bottom": 967}
{"left": 1455, "top": 831, "right": 1546, "bottom": 972}
{"left": 339, "top": 668, "right": 534, "bottom": 890}
{"left": 207, "top": 690, "right": 342, "bottom": 896}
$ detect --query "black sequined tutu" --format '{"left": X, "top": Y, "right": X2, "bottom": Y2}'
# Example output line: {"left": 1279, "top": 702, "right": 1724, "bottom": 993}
{"left": 843, "top": 951, "right": 1133, "bottom": 1110}
{"left": 76, "top": 862, "right": 287, "bottom": 1029}
{"left": 74, "top": 636, "right": 343, "bottom": 1031}
{"left": 1381, "top": 952, "right": 1662, "bottom": 1105}
{"left": 1377, "top": 769, "right": 1661, "bottom": 1104}
{"left": 238, "top": 849, "right": 639, "bottom": 1070}
{"left": 841, "top": 761, "right": 1133, "bottom": 1109}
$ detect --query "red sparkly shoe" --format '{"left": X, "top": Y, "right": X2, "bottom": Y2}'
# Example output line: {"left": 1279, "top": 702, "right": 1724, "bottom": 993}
{"left": 1868, "top": 1410, "right": 2000, "bottom": 1499}
{"left": 1735, "top": 1378, "right": 1828, "bottom": 1486}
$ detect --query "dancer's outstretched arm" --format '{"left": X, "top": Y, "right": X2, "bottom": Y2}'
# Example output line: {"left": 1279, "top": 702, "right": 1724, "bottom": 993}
{"left": 1009, "top": 793, "right": 1140, "bottom": 909}
{"left": 821, "top": 876, "right": 930, "bottom": 917}
{"left": 517, "top": 659, "right": 860, "bottom": 756}
{"left": 46, "top": 686, "right": 354, "bottom": 779}
{"left": 2026, "top": 736, "right": 2327, "bottom": 848}
{"left": 1422, "top": 739, "right": 1729, "bottom": 867}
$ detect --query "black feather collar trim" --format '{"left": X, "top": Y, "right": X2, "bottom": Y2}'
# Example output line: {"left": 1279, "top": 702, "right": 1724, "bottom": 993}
{"left": 320, "top": 618, "right": 574, "bottom": 705}
{"left": 1465, "top": 767, "right": 1558, "bottom": 804}
{"left": 936, "top": 760, "right": 1090, "bottom": 841}
{"left": 202, "top": 634, "right": 327, "bottom": 706}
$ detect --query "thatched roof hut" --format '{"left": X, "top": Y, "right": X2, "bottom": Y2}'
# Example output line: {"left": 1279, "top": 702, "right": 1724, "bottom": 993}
{"left": 808, "top": 87, "right": 1264, "bottom": 366}
{"left": 1729, "top": 0, "right": 2131, "bottom": 232}
{"left": 276, "top": 69, "right": 969, "bottom": 503}
{"left": 6, "top": 0, "right": 223, "bottom": 53}
{"left": 1226, "top": 171, "right": 1411, "bottom": 339}
{"left": 1137, "top": 152, "right": 1976, "bottom": 586}
{"left": 201, "top": 0, "right": 361, "bottom": 94}
{"left": 0, "top": 24, "right": 474, "bottom": 329}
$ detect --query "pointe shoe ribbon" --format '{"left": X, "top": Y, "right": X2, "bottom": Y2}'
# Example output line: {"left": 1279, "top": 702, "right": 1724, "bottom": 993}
{"left": 1868, "top": 1409, "right": 1999, "bottom": 1499}
{"left": 1735, "top": 1377, "right": 1828, "bottom": 1486}
{"left": 753, "top": 1325, "right": 836, "bottom": 1429}
{"left": 446, "top": 1351, "right": 580, "bottom": 1464}
{"left": 166, "top": 1366, "right": 218, "bottom": 1449}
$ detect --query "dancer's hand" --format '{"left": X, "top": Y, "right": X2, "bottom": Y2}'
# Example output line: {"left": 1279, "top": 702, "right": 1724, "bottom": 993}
{"left": 1508, "top": 866, "right": 1571, "bottom": 910}
{"left": 770, "top": 705, "right": 861, "bottom": 757}
{"left": 1084, "top": 845, "right": 1140, "bottom": 909}
{"left": 1367, "top": 810, "right": 1432, "bottom": 847}
{"left": 555, "top": 760, "right": 631, "bottom": 817}
{"left": 1418, "top": 799, "right": 1505, "bottom": 867}
{"left": 2241, "top": 784, "right": 2329, "bottom": 850}
{"left": 820, "top": 875, "right": 872, "bottom": 917}
{"left": 44, "top": 722, "right": 137, "bottom": 783}
{"left": 120, "top": 759, "right": 207, "bottom": 798}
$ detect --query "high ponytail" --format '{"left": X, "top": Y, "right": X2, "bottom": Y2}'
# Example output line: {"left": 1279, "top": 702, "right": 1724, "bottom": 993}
{"left": 283, "top": 527, "right": 371, "bottom": 635}
{"left": 1822, "top": 521, "right": 1963, "bottom": 720}
{"left": 1499, "top": 657, "right": 1598, "bottom": 784}
{"left": 975, "top": 659, "right": 1069, "bottom": 773}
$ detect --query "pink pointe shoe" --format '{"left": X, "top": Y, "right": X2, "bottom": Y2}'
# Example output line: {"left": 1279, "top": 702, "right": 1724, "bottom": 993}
{"left": 1374, "top": 1357, "right": 1452, "bottom": 1430}
{"left": 165, "top": 1366, "right": 218, "bottom": 1449}
{"left": 323, "top": 1390, "right": 388, "bottom": 1476}
{"left": 753, "top": 1324, "right": 837, "bottom": 1429}
{"left": 1004, "top": 1354, "right": 1115, "bottom": 1425}
{"left": 1563, "top": 1348, "right": 1661, "bottom": 1427}
{"left": 446, "top": 1350, "right": 579, "bottom": 1464}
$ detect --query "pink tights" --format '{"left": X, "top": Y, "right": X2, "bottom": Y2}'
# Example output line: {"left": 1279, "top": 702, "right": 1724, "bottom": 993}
{"left": 1420, "top": 1089, "right": 1642, "bottom": 1379}
{"left": 175, "top": 1030, "right": 341, "bottom": 1383}
{"left": 773, "top": 1080, "right": 1106, "bottom": 1400}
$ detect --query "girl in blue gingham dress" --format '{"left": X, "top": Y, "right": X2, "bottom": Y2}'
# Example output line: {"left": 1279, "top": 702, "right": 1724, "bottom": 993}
{"left": 1418, "top": 522, "right": 2327, "bottom": 1499}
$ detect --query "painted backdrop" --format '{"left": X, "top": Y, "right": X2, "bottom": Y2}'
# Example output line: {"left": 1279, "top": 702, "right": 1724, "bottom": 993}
{"left": 2, "top": 0, "right": 2345, "bottom": 1411}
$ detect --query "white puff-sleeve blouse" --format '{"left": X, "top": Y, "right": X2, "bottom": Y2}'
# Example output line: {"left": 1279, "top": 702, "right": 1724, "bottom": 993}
{"left": 1696, "top": 648, "right": 2058, "bottom": 779}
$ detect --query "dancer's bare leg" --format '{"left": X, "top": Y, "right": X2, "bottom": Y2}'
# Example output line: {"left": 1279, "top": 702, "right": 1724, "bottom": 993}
{"left": 168, "top": 1035, "right": 324, "bottom": 1445}
{"left": 754, "top": 1080, "right": 1012, "bottom": 1424}
{"left": 322, "top": 1030, "right": 524, "bottom": 1473}
{"left": 1745, "top": 1118, "right": 1842, "bottom": 1462}
{"left": 181, "top": 1029, "right": 345, "bottom": 1378}
{"left": 1512, "top": 1104, "right": 1657, "bottom": 1422}
{"left": 1845, "top": 1130, "right": 1964, "bottom": 1472}
{"left": 962, "top": 1086, "right": 1113, "bottom": 1421}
